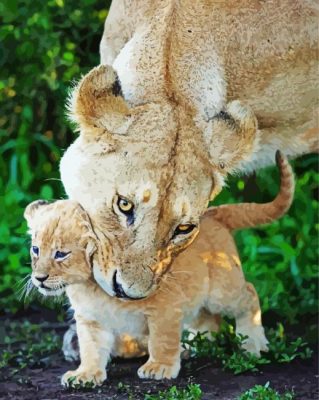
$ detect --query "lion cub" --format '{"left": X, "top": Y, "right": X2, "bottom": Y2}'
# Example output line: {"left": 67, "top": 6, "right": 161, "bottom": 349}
{"left": 25, "top": 152, "right": 294, "bottom": 386}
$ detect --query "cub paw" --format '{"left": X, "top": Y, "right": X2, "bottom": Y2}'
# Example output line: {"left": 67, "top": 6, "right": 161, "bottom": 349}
{"left": 61, "top": 368, "right": 106, "bottom": 387}
{"left": 137, "top": 360, "right": 180, "bottom": 380}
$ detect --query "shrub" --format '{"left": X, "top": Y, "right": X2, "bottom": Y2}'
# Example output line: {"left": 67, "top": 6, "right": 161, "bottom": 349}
{"left": 0, "top": 0, "right": 110, "bottom": 312}
{"left": 182, "top": 322, "right": 312, "bottom": 374}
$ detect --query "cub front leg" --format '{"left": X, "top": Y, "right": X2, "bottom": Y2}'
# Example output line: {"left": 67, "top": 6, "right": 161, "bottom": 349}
{"left": 138, "top": 312, "right": 182, "bottom": 380}
{"left": 61, "top": 316, "right": 114, "bottom": 387}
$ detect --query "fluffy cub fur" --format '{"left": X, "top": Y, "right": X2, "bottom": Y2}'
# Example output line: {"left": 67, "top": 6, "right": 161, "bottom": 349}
{"left": 25, "top": 152, "right": 294, "bottom": 386}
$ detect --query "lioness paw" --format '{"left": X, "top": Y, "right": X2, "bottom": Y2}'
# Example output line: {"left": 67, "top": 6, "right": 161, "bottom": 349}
{"left": 138, "top": 360, "right": 180, "bottom": 380}
{"left": 61, "top": 368, "right": 106, "bottom": 387}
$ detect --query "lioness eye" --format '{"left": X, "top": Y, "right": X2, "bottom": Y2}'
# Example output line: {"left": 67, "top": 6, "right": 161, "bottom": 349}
{"left": 117, "top": 197, "right": 134, "bottom": 214}
{"left": 32, "top": 246, "right": 39, "bottom": 256}
{"left": 114, "top": 195, "right": 135, "bottom": 227}
{"left": 54, "top": 251, "right": 70, "bottom": 260}
{"left": 173, "top": 224, "right": 196, "bottom": 237}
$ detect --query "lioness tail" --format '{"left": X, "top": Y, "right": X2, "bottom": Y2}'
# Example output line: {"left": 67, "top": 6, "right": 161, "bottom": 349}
{"left": 208, "top": 151, "right": 294, "bottom": 231}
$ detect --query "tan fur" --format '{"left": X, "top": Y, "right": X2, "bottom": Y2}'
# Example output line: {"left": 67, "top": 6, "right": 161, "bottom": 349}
{"left": 26, "top": 153, "right": 294, "bottom": 385}
{"left": 209, "top": 151, "right": 295, "bottom": 230}
{"left": 60, "top": 1, "right": 317, "bottom": 296}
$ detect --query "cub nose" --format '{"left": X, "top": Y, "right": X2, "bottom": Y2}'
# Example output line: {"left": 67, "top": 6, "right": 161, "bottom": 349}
{"left": 35, "top": 274, "right": 49, "bottom": 283}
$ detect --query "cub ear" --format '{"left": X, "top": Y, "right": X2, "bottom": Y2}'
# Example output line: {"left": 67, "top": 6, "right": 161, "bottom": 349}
{"left": 74, "top": 204, "right": 98, "bottom": 267}
{"left": 67, "top": 64, "right": 132, "bottom": 135}
{"left": 206, "top": 100, "right": 259, "bottom": 174}
{"left": 24, "top": 200, "right": 51, "bottom": 229}
{"left": 85, "top": 238, "right": 97, "bottom": 268}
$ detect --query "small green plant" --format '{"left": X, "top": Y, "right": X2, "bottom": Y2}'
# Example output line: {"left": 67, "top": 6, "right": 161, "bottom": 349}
{"left": 238, "top": 382, "right": 294, "bottom": 400}
{"left": 66, "top": 376, "right": 96, "bottom": 390}
{"left": 266, "top": 323, "right": 313, "bottom": 363}
{"left": 144, "top": 384, "right": 202, "bottom": 400}
{"left": 0, "top": 320, "right": 61, "bottom": 371}
{"left": 117, "top": 381, "right": 135, "bottom": 399}
{"left": 117, "top": 381, "right": 130, "bottom": 391}
{"left": 182, "top": 322, "right": 312, "bottom": 374}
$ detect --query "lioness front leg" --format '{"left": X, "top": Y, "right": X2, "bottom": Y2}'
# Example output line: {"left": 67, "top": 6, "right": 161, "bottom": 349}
{"left": 61, "top": 316, "right": 114, "bottom": 387}
{"left": 138, "top": 312, "right": 182, "bottom": 380}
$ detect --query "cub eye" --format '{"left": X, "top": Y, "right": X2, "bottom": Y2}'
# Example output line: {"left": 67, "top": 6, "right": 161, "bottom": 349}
{"left": 117, "top": 196, "right": 134, "bottom": 215}
{"left": 173, "top": 224, "right": 196, "bottom": 237}
{"left": 31, "top": 246, "right": 39, "bottom": 256}
{"left": 54, "top": 251, "right": 71, "bottom": 261}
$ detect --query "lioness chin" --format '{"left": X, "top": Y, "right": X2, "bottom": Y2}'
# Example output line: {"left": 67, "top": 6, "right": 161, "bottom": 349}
{"left": 25, "top": 152, "right": 294, "bottom": 386}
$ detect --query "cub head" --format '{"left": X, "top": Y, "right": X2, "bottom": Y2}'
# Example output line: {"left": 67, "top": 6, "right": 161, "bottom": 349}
{"left": 60, "top": 65, "right": 258, "bottom": 300}
{"left": 24, "top": 199, "right": 97, "bottom": 296}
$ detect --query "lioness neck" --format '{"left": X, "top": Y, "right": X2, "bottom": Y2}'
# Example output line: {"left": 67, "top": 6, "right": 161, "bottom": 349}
{"left": 103, "top": 0, "right": 318, "bottom": 162}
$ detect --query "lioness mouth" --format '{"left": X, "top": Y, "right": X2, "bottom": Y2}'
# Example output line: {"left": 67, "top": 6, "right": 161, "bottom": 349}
{"left": 112, "top": 271, "right": 145, "bottom": 301}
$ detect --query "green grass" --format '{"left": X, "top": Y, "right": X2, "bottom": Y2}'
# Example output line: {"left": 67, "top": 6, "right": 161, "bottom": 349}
{"left": 144, "top": 384, "right": 202, "bottom": 400}
{"left": 0, "top": 320, "right": 62, "bottom": 372}
{"left": 116, "top": 382, "right": 136, "bottom": 400}
{"left": 0, "top": 320, "right": 309, "bottom": 398}
{"left": 144, "top": 382, "right": 294, "bottom": 400}
{"left": 182, "top": 322, "right": 312, "bottom": 374}
{"left": 238, "top": 382, "right": 294, "bottom": 400}
{"left": 65, "top": 376, "right": 97, "bottom": 390}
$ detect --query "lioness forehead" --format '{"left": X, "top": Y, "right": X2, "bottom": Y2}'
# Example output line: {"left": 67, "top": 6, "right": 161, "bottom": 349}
{"left": 117, "top": 179, "right": 159, "bottom": 208}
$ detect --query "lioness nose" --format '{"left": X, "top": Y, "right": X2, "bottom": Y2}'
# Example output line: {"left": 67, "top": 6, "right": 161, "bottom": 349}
{"left": 35, "top": 274, "right": 49, "bottom": 283}
{"left": 112, "top": 271, "right": 146, "bottom": 300}
{"left": 113, "top": 271, "right": 129, "bottom": 299}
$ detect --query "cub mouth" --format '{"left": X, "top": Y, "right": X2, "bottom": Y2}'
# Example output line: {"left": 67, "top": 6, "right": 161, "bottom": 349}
{"left": 37, "top": 284, "right": 66, "bottom": 297}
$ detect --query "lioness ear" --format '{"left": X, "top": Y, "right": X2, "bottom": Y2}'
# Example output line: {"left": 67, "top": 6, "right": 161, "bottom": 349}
{"left": 24, "top": 200, "right": 51, "bottom": 229}
{"left": 207, "top": 100, "right": 259, "bottom": 174}
{"left": 68, "top": 64, "right": 132, "bottom": 135}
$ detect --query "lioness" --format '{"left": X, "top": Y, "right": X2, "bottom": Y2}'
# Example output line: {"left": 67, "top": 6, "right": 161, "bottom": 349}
{"left": 60, "top": 0, "right": 318, "bottom": 298}
{"left": 27, "top": 152, "right": 294, "bottom": 384}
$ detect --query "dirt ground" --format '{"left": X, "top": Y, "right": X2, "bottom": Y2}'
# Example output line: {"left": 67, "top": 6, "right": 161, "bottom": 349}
{"left": 0, "top": 313, "right": 318, "bottom": 400}
{"left": 0, "top": 353, "right": 318, "bottom": 400}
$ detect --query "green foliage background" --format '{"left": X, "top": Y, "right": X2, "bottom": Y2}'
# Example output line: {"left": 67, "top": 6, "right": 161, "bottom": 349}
{"left": 0, "top": 0, "right": 318, "bottom": 325}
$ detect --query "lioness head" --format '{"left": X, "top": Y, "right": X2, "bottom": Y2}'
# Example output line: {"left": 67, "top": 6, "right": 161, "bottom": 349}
{"left": 24, "top": 200, "right": 97, "bottom": 296}
{"left": 60, "top": 65, "right": 258, "bottom": 299}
